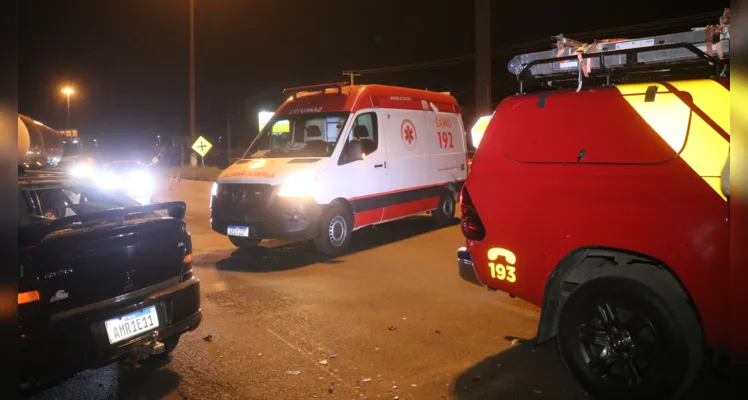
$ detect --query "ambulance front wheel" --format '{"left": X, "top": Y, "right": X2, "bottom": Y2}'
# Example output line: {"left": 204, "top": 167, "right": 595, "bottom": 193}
{"left": 313, "top": 203, "right": 353, "bottom": 256}
{"left": 432, "top": 190, "right": 457, "bottom": 227}
{"left": 229, "top": 236, "right": 262, "bottom": 249}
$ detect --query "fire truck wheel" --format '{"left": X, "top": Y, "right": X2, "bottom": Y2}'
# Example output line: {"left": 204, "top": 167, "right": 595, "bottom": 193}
{"left": 556, "top": 275, "right": 703, "bottom": 400}
{"left": 313, "top": 203, "right": 352, "bottom": 256}
{"left": 432, "top": 190, "right": 456, "bottom": 227}
{"left": 229, "top": 237, "right": 261, "bottom": 249}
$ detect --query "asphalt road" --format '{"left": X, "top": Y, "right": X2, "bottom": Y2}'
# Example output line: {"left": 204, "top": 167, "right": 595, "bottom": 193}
{"left": 26, "top": 179, "right": 738, "bottom": 400}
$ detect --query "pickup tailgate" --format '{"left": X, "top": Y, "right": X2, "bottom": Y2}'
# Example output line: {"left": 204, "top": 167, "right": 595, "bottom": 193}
{"left": 20, "top": 215, "right": 189, "bottom": 315}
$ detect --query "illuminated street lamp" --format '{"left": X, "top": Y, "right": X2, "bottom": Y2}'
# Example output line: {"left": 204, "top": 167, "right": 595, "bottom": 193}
{"left": 61, "top": 87, "right": 75, "bottom": 128}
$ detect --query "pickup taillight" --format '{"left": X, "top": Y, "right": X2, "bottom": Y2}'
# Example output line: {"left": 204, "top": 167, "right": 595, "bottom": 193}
{"left": 181, "top": 233, "right": 194, "bottom": 281}
{"left": 181, "top": 253, "right": 193, "bottom": 281}
{"left": 460, "top": 186, "right": 485, "bottom": 241}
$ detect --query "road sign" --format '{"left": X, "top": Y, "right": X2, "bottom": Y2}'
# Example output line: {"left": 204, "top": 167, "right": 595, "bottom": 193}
{"left": 191, "top": 136, "right": 213, "bottom": 157}
{"left": 152, "top": 156, "right": 159, "bottom": 164}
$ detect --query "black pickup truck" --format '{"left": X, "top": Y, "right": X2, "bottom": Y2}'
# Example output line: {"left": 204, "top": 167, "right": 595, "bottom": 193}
{"left": 18, "top": 168, "right": 202, "bottom": 390}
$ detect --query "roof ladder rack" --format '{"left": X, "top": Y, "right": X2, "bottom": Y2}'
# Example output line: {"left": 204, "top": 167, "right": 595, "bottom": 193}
{"left": 508, "top": 10, "right": 731, "bottom": 93}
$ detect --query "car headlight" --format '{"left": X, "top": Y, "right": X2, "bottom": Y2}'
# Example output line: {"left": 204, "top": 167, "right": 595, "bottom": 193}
{"left": 278, "top": 172, "right": 318, "bottom": 197}
{"left": 125, "top": 170, "right": 154, "bottom": 198}
{"left": 70, "top": 163, "right": 92, "bottom": 178}
{"left": 96, "top": 171, "right": 122, "bottom": 190}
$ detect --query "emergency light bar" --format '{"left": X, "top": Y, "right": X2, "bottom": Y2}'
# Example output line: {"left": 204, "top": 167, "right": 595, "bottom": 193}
{"left": 282, "top": 82, "right": 348, "bottom": 99}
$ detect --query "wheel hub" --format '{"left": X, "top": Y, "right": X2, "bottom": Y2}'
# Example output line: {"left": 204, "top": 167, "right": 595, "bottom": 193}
{"left": 609, "top": 329, "right": 635, "bottom": 354}
{"left": 442, "top": 198, "right": 454, "bottom": 215}
{"left": 578, "top": 302, "right": 655, "bottom": 387}
{"left": 328, "top": 216, "right": 347, "bottom": 247}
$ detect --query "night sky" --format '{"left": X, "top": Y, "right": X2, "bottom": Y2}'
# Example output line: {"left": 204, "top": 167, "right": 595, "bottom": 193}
{"left": 19, "top": 0, "right": 729, "bottom": 148}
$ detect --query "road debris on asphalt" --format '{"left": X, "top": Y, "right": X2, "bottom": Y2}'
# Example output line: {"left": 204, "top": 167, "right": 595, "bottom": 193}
{"left": 361, "top": 377, "right": 372, "bottom": 384}
{"left": 329, "top": 354, "right": 337, "bottom": 359}
{"left": 203, "top": 335, "right": 213, "bottom": 342}
{"left": 510, "top": 338, "right": 520, "bottom": 345}
{"left": 435, "top": 330, "right": 442, "bottom": 334}
{"left": 318, "top": 359, "right": 328, "bottom": 365}
{"left": 388, "top": 326, "right": 397, "bottom": 331}
{"left": 410, "top": 384, "right": 417, "bottom": 387}
{"left": 534, "top": 389, "right": 543, "bottom": 394}
{"left": 286, "top": 370, "right": 301, "bottom": 375}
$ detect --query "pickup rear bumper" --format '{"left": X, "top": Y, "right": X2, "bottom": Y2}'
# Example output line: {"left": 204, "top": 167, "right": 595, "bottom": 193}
{"left": 458, "top": 246, "right": 484, "bottom": 287}
{"left": 20, "top": 277, "right": 201, "bottom": 390}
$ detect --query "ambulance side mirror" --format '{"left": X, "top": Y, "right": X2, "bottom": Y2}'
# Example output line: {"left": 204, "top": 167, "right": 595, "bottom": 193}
{"left": 344, "top": 140, "right": 364, "bottom": 163}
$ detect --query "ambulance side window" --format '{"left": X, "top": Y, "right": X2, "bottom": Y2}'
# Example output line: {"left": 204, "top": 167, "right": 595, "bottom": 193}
{"left": 344, "top": 112, "right": 378, "bottom": 156}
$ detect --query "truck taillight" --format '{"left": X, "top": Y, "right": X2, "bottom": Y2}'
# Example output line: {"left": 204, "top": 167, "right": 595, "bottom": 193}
{"left": 460, "top": 187, "right": 485, "bottom": 241}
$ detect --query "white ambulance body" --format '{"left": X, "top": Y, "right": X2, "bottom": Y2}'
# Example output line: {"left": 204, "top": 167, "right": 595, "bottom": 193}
{"left": 210, "top": 83, "right": 468, "bottom": 255}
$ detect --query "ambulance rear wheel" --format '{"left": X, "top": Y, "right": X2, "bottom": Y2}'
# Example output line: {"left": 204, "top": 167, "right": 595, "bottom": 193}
{"left": 432, "top": 190, "right": 456, "bottom": 227}
{"left": 313, "top": 203, "right": 352, "bottom": 256}
{"left": 229, "top": 236, "right": 261, "bottom": 249}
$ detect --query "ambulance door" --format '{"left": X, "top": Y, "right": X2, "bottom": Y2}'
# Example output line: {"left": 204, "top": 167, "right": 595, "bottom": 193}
{"left": 381, "top": 110, "right": 432, "bottom": 220}
{"left": 335, "top": 111, "right": 389, "bottom": 225}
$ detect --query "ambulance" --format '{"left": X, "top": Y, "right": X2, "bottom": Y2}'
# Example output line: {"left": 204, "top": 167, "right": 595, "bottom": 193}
{"left": 210, "top": 82, "right": 468, "bottom": 255}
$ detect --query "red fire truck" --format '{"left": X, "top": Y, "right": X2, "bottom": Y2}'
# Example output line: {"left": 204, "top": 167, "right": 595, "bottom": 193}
{"left": 457, "top": 20, "right": 737, "bottom": 399}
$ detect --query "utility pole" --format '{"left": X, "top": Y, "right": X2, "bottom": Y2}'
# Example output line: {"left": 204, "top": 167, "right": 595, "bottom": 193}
{"left": 343, "top": 71, "right": 360, "bottom": 85}
{"left": 475, "top": 0, "right": 492, "bottom": 116}
{"left": 189, "top": 0, "right": 198, "bottom": 167}
{"left": 227, "top": 114, "right": 232, "bottom": 166}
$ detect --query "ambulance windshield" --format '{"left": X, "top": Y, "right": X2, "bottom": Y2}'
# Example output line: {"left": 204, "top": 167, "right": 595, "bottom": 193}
{"left": 245, "top": 113, "right": 350, "bottom": 159}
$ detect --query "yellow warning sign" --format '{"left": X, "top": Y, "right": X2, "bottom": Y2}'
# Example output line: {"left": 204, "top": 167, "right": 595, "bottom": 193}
{"left": 152, "top": 156, "right": 159, "bottom": 164}
{"left": 191, "top": 136, "right": 213, "bottom": 157}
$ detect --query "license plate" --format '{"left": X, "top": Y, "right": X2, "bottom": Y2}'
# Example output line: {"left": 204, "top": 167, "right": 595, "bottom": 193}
{"left": 104, "top": 305, "right": 160, "bottom": 344}
{"left": 227, "top": 225, "right": 250, "bottom": 237}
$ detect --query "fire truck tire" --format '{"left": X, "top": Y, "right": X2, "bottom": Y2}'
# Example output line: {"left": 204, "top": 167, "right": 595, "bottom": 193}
{"left": 556, "top": 274, "right": 702, "bottom": 400}
{"left": 313, "top": 203, "right": 352, "bottom": 256}
{"left": 432, "top": 190, "right": 456, "bottom": 227}
{"left": 229, "top": 237, "right": 261, "bottom": 249}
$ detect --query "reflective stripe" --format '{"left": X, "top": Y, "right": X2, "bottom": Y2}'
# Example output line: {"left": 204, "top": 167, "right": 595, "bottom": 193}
{"left": 617, "top": 80, "right": 730, "bottom": 201}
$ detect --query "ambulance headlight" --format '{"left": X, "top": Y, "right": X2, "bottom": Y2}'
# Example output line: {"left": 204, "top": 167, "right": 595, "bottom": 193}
{"left": 210, "top": 182, "right": 218, "bottom": 209}
{"left": 278, "top": 172, "right": 318, "bottom": 197}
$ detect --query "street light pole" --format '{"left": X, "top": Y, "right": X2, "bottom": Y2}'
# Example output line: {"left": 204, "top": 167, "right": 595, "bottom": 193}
{"left": 61, "top": 87, "right": 75, "bottom": 129}
{"left": 189, "top": 0, "right": 198, "bottom": 167}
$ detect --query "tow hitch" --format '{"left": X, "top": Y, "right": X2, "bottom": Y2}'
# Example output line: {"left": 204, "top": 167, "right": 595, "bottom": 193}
{"left": 124, "top": 330, "right": 165, "bottom": 364}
